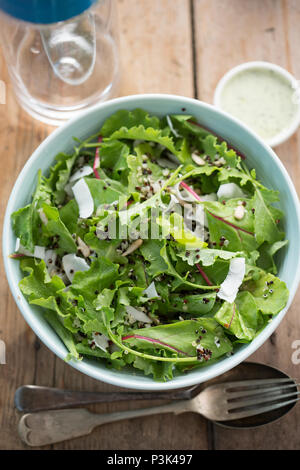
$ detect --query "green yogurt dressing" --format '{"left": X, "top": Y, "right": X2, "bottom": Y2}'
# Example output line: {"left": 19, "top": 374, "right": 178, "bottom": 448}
{"left": 220, "top": 68, "right": 298, "bottom": 140}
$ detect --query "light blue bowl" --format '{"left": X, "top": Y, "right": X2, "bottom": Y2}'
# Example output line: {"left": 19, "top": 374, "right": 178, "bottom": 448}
{"left": 3, "top": 94, "right": 300, "bottom": 390}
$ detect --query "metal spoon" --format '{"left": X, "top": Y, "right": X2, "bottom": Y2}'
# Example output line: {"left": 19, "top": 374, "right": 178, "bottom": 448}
{"left": 15, "top": 361, "right": 298, "bottom": 429}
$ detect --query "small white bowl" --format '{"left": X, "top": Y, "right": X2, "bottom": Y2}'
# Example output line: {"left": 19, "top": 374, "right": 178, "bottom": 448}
{"left": 214, "top": 61, "right": 300, "bottom": 147}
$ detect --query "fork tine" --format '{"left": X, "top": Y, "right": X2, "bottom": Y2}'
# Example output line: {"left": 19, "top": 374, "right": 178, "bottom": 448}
{"left": 221, "top": 396, "right": 300, "bottom": 421}
{"left": 223, "top": 378, "right": 294, "bottom": 390}
{"left": 227, "top": 390, "right": 300, "bottom": 411}
{"left": 227, "top": 382, "right": 299, "bottom": 401}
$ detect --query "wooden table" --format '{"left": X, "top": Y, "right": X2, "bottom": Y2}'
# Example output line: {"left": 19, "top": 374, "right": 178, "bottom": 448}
{"left": 1, "top": 0, "right": 300, "bottom": 450}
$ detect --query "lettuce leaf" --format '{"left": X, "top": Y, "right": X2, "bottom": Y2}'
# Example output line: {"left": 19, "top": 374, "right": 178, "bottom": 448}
{"left": 157, "top": 292, "right": 216, "bottom": 316}
{"left": 253, "top": 189, "right": 284, "bottom": 245}
{"left": 70, "top": 257, "right": 119, "bottom": 302}
{"left": 97, "top": 140, "right": 130, "bottom": 183}
{"left": 11, "top": 170, "right": 52, "bottom": 252}
{"left": 122, "top": 318, "right": 232, "bottom": 360}
{"left": 214, "top": 291, "right": 266, "bottom": 341}
{"left": 44, "top": 310, "right": 79, "bottom": 360}
{"left": 177, "top": 247, "right": 242, "bottom": 267}
{"left": 101, "top": 109, "right": 161, "bottom": 136}
{"left": 257, "top": 240, "right": 288, "bottom": 274}
{"left": 107, "top": 125, "right": 181, "bottom": 158}
{"left": 241, "top": 271, "right": 289, "bottom": 315}
{"left": 46, "top": 152, "right": 78, "bottom": 204}
{"left": 41, "top": 204, "right": 77, "bottom": 254}
{"left": 19, "top": 258, "right": 65, "bottom": 304}
{"left": 205, "top": 199, "right": 257, "bottom": 253}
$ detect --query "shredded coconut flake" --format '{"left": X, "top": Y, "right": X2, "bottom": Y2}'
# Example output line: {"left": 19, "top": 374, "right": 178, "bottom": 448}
{"left": 217, "top": 257, "right": 245, "bottom": 303}
{"left": 72, "top": 178, "right": 94, "bottom": 219}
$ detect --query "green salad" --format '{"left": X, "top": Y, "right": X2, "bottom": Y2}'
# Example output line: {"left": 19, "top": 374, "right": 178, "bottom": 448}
{"left": 11, "top": 109, "right": 289, "bottom": 381}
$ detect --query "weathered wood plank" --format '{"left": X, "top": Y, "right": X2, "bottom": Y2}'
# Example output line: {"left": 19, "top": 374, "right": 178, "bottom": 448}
{"left": 194, "top": 0, "right": 300, "bottom": 450}
{"left": 2, "top": 0, "right": 300, "bottom": 451}
{"left": 42, "top": 0, "right": 205, "bottom": 451}
{"left": 0, "top": 62, "right": 55, "bottom": 448}
{"left": 118, "top": 0, "right": 194, "bottom": 96}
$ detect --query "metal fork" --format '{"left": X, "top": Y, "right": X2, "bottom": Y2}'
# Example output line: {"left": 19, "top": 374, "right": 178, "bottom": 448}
{"left": 19, "top": 377, "right": 299, "bottom": 446}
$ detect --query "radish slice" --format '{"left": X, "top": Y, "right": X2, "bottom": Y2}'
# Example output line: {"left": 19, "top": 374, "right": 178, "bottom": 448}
{"left": 217, "top": 258, "right": 245, "bottom": 303}
{"left": 93, "top": 136, "right": 102, "bottom": 179}
{"left": 92, "top": 333, "right": 109, "bottom": 352}
{"left": 69, "top": 165, "right": 93, "bottom": 183}
{"left": 125, "top": 306, "right": 152, "bottom": 324}
{"left": 143, "top": 281, "right": 159, "bottom": 299}
{"left": 62, "top": 253, "right": 90, "bottom": 282}
{"left": 217, "top": 183, "right": 246, "bottom": 201}
{"left": 72, "top": 178, "right": 94, "bottom": 219}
